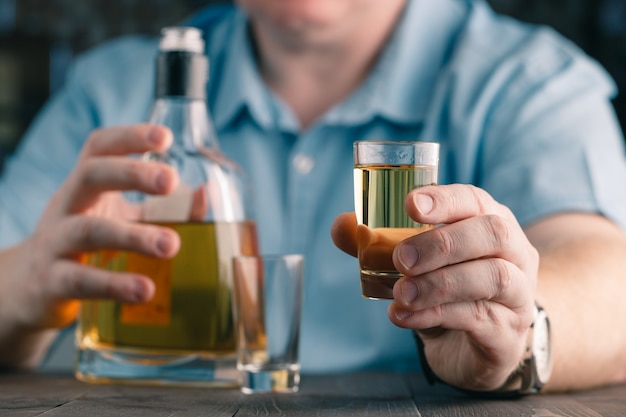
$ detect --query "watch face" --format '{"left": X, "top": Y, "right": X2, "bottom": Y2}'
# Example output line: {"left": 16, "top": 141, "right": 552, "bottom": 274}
{"left": 532, "top": 309, "right": 552, "bottom": 384}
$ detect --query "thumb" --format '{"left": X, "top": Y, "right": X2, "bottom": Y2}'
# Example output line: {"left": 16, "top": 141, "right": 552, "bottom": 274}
{"left": 330, "top": 212, "right": 358, "bottom": 257}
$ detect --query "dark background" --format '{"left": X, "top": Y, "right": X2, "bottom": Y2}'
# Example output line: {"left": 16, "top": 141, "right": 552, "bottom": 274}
{"left": 1, "top": 0, "right": 625, "bottom": 170}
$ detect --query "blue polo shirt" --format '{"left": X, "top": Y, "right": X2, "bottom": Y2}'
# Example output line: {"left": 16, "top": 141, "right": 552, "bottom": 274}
{"left": 2, "top": 0, "right": 626, "bottom": 372}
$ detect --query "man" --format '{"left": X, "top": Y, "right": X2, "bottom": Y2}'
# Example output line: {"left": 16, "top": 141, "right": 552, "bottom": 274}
{"left": 2, "top": 0, "right": 626, "bottom": 393}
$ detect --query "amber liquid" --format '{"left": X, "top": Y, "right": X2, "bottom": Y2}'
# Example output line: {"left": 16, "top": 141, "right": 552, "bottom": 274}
{"left": 354, "top": 165, "right": 437, "bottom": 298}
{"left": 78, "top": 221, "right": 259, "bottom": 356}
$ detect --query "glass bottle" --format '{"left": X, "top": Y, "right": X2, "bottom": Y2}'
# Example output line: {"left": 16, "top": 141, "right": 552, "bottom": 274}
{"left": 75, "top": 27, "right": 259, "bottom": 386}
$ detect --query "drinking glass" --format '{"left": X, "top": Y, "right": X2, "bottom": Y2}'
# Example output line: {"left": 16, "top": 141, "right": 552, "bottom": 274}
{"left": 353, "top": 140, "right": 439, "bottom": 299}
{"left": 232, "top": 254, "right": 304, "bottom": 394}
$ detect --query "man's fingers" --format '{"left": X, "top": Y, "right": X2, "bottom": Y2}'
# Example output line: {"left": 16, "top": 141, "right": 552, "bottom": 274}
{"left": 189, "top": 186, "right": 209, "bottom": 221}
{"left": 393, "top": 214, "right": 532, "bottom": 276}
{"left": 48, "top": 261, "right": 155, "bottom": 303}
{"left": 392, "top": 258, "right": 531, "bottom": 311}
{"left": 80, "top": 157, "right": 178, "bottom": 194}
{"left": 63, "top": 157, "right": 178, "bottom": 214}
{"left": 395, "top": 183, "right": 532, "bottom": 276}
{"left": 406, "top": 184, "right": 514, "bottom": 225}
{"left": 80, "top": 125, "right": 172, "bottom": 158}
{"left": 393, "top": 258, "right": 531, "bottom": 311}
{"left": 330, "top": 212, "right": 358, "bottom": 257}
{"left": 387, "top": 298, "right": 523, "bottom": 335}
{"left": 48, "top": 216, "right": 180, "bottom": 259}
{"left": 46, "top": 125, "right": 178, "bottom": 218}
{"left": 331, "top": 185, "right": 512, "bottom": 260}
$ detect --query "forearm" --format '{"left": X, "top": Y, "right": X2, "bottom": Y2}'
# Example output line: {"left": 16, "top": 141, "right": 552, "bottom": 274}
{"left": 527, "top": 213, "right": 626, "bottom": 392}
{"left": 0, "top": 243, "right": 58, "bottom": 369}
{"left": 0, "top": 327, "right": 58, "bottom": 370}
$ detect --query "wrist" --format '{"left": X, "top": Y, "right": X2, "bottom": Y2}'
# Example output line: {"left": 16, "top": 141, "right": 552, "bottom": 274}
{"left": 415, "top": 303, "right": 552, "bottom": 397}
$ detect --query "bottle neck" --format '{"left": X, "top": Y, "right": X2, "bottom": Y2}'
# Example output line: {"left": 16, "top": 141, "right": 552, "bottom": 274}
{"left": 151, "top": 47, "right": 216, "bottom": 150}
{"left": 149, "top": 98, "right": 219, "bottom": 150}
{"left": 156, "top": 51, "right": 207, "bottom": 100}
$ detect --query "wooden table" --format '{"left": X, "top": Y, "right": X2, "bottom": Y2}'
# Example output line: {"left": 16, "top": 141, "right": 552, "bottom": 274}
{"left": 1, "top": 371, "right": 625, "bottom": 416}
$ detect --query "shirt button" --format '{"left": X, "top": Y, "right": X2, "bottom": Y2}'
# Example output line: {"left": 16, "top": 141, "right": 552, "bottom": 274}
{"left": 293, "top": 154, "right": 315, "bottom": 175}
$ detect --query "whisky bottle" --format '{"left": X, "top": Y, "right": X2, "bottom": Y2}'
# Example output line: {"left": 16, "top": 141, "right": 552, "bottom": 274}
{"left": 76, "top": 27, "right": 259, "bottom": 387}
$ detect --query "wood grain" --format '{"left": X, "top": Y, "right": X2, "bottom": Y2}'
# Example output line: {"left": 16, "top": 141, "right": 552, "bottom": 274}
{"left": 1, "top": 372, "right": 625, "bottom": 416}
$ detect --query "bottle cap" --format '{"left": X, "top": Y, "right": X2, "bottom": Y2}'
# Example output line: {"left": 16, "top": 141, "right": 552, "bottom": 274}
{"left": 159, "top": 27, "right": 204, "bottom": 54}
{"left": 156, "top": 27, "right": 208, "bottom": 99}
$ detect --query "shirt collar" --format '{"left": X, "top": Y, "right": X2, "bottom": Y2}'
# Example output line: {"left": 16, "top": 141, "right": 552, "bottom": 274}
{"left": 212, "top": 10, "right": 279, "bottom": 131}
{"left": 331, "top": 0, "right": 468, "bottom": 126}
{"left": 212, "top": 1, "right": 468, "bottom": 131}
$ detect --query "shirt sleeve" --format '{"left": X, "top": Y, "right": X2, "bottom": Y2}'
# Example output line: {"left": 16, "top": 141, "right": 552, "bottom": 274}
{"left": 0, "top": 64, "right": 97, "bottom": 249}
{"left": 436, "top": 15, "right": 626, "bottom": 231}
{"left": 0, "top": 36, "right": 155, "bottom": 249}
{"left": 479, "top": 28, "right": 626, "bottom": 230}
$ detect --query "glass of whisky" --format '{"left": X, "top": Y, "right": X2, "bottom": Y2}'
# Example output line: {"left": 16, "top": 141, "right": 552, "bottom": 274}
{"left": 232, "top": 254, "right": 304, "bottom": 394}
{"left": 353, "top": 140, "right": 439, "bottom": 299}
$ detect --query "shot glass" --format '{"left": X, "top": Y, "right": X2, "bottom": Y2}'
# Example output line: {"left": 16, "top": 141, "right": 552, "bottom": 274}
{"left": 232, "top": 254, "right": 304, "bottom": 394}
{"left": 353, "top": 140, "right": 439, "bottom": 299}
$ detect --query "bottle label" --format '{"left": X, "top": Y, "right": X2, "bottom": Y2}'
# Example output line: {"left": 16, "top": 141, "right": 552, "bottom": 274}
{"left": 120, "top": 253, "right": 172, "bottom": 326}
{"left": 144, "top": 183, "right": 194, "bottom": 223}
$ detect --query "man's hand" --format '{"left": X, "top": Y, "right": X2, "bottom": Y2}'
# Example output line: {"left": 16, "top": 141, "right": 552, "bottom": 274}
{"left": 332, "top": 184, "right": 539, "bottom": 391}
{"left": 2, "top": 125, "right": 181, "bottom": 337}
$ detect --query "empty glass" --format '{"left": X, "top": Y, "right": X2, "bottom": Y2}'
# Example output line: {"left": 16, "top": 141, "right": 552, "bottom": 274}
{"left": 232, "top": 254, "right": 304, "bottom": 394}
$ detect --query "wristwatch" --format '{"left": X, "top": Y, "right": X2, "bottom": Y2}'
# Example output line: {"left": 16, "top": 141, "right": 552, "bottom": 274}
{"left": 415, "top": 303, "right": 552, "bottom": 396}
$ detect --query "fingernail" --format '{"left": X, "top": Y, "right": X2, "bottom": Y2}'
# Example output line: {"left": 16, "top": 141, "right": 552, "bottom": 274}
{"left": 397, "top": 244, "right": 419, "bottom": 269}
{"left": 132, "top": 278, "right": 150, "bottom": 302}
{"left": 398, "top": 281, "right": 419, "bottom": 305}
{"left": 156, "top": 233, "right": 174, "bottom": 256}
{"left": 155, "top": 170, "right": 170, "bottom": 192}
{"left": 148, "top": 127, "right": 163, "bottom": 145}
{"left": 393, "top": 308, "right": 413, "bottom": 322}
{"left": 414, "top": 193, "right": 433, "bottom": 215}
